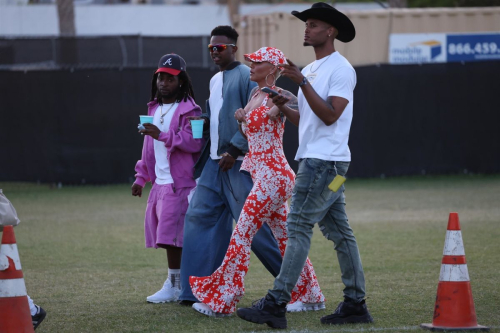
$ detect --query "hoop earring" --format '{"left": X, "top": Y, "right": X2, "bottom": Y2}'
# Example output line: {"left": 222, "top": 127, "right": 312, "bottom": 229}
{"left": 265, "top": 73, "right": 276, "bottom": 87}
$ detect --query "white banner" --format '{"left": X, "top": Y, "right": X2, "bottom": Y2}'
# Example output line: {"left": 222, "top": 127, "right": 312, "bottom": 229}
{"left": 389, "top": 33, "right": 447, "bottom": 64}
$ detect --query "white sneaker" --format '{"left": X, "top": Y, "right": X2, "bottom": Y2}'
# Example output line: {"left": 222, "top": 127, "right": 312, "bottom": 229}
{"left": 146, "top": 279, "right": 180, "bottom": 303}
{"left": 286, "top": 301, "right": 326, "bottom": 313}
{"left": 192, "top": 302, "right": 231, "bottom": 318}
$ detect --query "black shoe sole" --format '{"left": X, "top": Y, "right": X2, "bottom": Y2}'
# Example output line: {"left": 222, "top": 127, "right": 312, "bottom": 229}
{"left": 178, "top": 300, "right": 196, "bottom": 307}
{"left": 321, "top": 313, "right": 374, "bottom": 325}
{"left": 237, "top": 309, "right": 287, "bottom": 329}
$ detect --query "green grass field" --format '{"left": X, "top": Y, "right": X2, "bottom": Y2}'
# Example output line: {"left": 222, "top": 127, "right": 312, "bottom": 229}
{"left": 1, "top": 175, "right": 499, "bottom": 332}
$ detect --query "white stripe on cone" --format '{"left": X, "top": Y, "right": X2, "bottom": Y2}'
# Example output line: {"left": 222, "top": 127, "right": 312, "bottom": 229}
{"left": 439, "top": 264, "right": 470, "bottom": 282}
{"left": 443, "top": 231, "right": 465, "bottom": 256}
{"left": 0, "top": 244, "right": 22, "bottom": 270}
{"left": 441, "top": 229, "right": 469, "bottom": 281}
{"left": 0, "top": 278, "right": 28, "bottom": 297}
{"left": 0, "top": 255, "right": 8, "bottom": 270}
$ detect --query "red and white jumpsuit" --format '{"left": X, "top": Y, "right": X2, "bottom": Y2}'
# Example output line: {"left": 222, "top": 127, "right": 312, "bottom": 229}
{"left": 189, "top": 91, "right": 325, "bottom": 314}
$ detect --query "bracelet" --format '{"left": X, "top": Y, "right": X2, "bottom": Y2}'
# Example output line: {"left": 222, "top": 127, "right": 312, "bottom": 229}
{"left": 298, "top": 77, "right": 308, "bottom": 87}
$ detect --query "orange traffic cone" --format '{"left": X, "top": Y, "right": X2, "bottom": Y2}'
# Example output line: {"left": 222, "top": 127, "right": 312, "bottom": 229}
{"left": 421, "top": 213, "right": 489, "bottom": 331}
{"left": 0, "top": 226, "right": 34, "bottom": 333}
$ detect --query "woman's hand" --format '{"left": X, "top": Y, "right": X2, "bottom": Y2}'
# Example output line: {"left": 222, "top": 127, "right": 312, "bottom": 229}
{"left": 234, "top": 108, "right": 247, "bottom": 123}
{"left": 266, "top": 106, "right": 281, "bottom": 120}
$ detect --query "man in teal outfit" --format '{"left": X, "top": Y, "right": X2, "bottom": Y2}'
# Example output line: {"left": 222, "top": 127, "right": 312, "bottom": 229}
{"left": 178, "top": 26, "right": 283, "bottom": 315}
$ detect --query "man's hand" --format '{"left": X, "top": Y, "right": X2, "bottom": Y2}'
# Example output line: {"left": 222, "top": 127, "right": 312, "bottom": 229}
{"left": 187, "top": 116, "right": 207, "bottom": 124}
{"left": 139, "top": 123, "right": 161, "bottom": 140}
{"left": 280, "top": 59, "right": 304, "bottom": 85}
{"left": 218, "top": 154, "right": 235, "bottom": 172}
{"left": 131, "top": 183, "right": 143, "bottom": 197}
{"left": 271, "top": 89, "right": 291, "bottom": 108}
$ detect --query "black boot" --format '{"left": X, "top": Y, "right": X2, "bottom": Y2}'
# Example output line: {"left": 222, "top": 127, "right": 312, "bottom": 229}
{"left": 237, "top": 294, "right": 287, "bottom": 329}
{"left": 320, "top": 297, "right": 374, "bottom": 325}
{"left": 32, "top": 305, "right": 46, "bottom": 330}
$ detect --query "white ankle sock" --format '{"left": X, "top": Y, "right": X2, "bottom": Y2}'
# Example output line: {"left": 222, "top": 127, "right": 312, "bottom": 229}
{"left": 27, "top": 295, "right": 37, "bottom": 316}
{"left": 168, "top": 269, "right": 180, "bottom": 289}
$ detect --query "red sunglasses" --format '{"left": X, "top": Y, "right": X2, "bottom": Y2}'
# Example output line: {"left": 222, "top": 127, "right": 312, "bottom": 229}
{"left": 208, "top": 44, "right": 236, "bottom": 53}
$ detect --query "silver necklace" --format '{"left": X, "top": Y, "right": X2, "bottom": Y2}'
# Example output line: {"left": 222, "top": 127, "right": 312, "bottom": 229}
{"left": 160, "top": 103, "right": 175, "bottom": 124}
{"left": 310, "top": 53, "right": 333, "bottom": 73}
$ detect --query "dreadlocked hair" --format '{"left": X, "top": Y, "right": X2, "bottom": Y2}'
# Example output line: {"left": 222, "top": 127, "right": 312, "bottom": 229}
{"left": 150, "top": 71, "right": 196, "bottom": 105}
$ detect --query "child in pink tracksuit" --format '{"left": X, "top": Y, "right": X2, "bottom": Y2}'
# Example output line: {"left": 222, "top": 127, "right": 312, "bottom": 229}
{"left": 132, "top": 54, "right": 204, "bottom": 303}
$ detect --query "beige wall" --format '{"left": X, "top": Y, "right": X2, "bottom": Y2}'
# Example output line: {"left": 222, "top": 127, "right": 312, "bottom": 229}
{"left": 236, "top": 7, "right": 500, "bottom": 67}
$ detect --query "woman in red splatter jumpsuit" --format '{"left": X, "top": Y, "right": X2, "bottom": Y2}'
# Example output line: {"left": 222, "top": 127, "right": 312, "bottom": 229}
{"left": 190, "top": 47, "right": 325, "bottom": 316}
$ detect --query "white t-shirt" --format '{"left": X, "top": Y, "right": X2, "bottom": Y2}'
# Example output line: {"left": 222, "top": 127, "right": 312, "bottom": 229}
{"left": 208, "top": 71, "right": 244, "bottom": 161}
{"left": 153, "top": 102, "right": 178, "bottom": 184}
{"left": 209, "top": 72, "right": 224, "bottom": 160}
{"left": 295, "top": 52, "right": 356, "bottom": 162}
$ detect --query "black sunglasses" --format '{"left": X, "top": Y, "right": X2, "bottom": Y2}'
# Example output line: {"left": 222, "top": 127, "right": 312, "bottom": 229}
{"left": 208, "top": 44, "right": 236, "bottom": 53}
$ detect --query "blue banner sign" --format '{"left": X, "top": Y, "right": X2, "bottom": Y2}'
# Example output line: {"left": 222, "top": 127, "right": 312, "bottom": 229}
{"left": 389, "top": 33, "right": 500, "bottom": 64}
{"left": 447, "top": 33, "right": 500, "bottom": 62}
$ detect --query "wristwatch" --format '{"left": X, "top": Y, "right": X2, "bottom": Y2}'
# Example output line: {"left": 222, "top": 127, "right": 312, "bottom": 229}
{"left": 298, "top": 76, "right": 308, "bottom": 87}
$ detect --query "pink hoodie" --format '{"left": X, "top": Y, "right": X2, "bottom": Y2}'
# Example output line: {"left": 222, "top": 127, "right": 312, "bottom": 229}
{"left": 134, "top": 96, "right": 204, "bottom": 190}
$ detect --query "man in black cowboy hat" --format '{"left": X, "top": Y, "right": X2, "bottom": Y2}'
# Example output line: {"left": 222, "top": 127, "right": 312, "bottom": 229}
{"left": 237, "top": 2, "right": 374, "bottom": 329}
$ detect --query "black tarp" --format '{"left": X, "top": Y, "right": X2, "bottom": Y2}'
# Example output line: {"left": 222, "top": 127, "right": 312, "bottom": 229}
{"left": 1, "top": 61, "right": 499, "bottom": 183}
{"left": 348, "top": 61, "right": 500, "bottom": 177}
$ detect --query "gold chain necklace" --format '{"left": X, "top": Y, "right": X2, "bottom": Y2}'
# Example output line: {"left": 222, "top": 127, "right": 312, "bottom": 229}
{"left": 310, "top": 53, "right": 333, "bottom": 73}
{"left": 160, "top": 103, "right": 175, "bottom": 124}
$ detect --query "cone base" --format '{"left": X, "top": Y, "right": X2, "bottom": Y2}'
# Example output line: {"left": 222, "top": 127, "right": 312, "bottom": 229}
{"left": 0, "top": 296, "right": 34, "bottom": 333}
{"left": 421, "top": 323, "right": 490, "bottom": 331}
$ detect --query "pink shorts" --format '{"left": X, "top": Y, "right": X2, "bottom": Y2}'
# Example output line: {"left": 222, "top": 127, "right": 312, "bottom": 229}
{"left": 144, "top": 183, "right": 193, "bottom": 249}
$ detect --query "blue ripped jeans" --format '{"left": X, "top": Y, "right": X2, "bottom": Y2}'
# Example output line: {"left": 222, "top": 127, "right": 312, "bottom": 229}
{"left": 268, "top": 159, "right": 366, "bottom": 304}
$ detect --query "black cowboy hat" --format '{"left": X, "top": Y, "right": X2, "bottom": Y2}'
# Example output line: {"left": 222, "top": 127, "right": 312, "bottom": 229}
{"left": 292, "top": 2, "right": 355, "bottom": 43}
